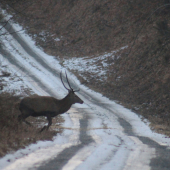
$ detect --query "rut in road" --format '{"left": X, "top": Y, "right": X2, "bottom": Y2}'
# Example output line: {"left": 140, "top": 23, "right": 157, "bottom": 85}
{"left": 36, "top": 110, "right": 95, "bottom": 170}
{"left": 1, "top": 18, "right": 170, "bottom": 170}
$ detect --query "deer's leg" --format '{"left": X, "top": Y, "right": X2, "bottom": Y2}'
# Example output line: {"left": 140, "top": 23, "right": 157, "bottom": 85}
{"left": 23, "top": 119, "right": 32, "bottom": 126}
{"left": 40, "top": 114, "right": 52, "bottom": 132}
{"left": 47, "top": 115, "right": 52, "bottom": 130}
{"left": 18, "top": 110, "right": 32, "bottom": 126}
{"left": 39, "top": 126, "right": 46, "bottom": 132}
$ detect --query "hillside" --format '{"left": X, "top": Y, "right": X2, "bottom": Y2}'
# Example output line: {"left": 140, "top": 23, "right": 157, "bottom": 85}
{"left": 1, "top": 0, "right": 170, "bottom": 135}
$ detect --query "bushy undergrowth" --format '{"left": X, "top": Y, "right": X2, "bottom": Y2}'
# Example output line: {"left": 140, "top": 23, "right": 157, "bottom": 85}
{"left": 0, "top": 93, "right": 63, "bottom": 158}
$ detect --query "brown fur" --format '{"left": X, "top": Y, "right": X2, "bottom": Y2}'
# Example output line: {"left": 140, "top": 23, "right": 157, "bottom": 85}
{"left": 18, "top": 72, "right": 83, "bottom": 132}
{"left": 18, "top": 91, "right": 83, "bottom": 131}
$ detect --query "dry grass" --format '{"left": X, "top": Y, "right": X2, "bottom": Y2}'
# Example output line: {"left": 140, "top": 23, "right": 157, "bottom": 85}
{"left": 2, "top": 0, "right": 170, "bottom": 137}
{"left": 0, "top": 93, "right": 64, "bottom": 158}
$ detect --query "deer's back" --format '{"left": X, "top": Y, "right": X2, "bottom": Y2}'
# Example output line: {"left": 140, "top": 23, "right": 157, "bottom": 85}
{"left": 20, "top": 96, "right": 60, "bottom": 113}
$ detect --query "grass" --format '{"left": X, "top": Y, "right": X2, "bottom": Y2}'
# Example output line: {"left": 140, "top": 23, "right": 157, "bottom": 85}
{"left": 0, "top": 92, "right": 64, "bottom": 158}
{"left": 1, "top": 0, "right": 170, "bottom": 141}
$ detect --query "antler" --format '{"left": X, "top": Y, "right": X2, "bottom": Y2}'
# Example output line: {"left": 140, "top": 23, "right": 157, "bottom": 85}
{"left": 60, "top": 71, "right": 69, "bottom": 91}
{"left": 65, "top": 71, "right": 73, "bottom": 91}
{"left": 65, "top": 71, "right": 80, "bottom": 92}
{"left": 60, "top": 71, "right": 80, "bottom": 92}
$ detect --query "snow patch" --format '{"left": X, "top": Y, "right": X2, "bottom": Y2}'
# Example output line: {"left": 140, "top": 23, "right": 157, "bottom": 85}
{"left": 63, "top": 46, "right": 127, "bottom": 82}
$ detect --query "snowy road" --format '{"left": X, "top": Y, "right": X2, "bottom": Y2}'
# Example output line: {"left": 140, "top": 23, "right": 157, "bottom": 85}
{"left": 1, "top": 14, "right": 170, "bottom": 170}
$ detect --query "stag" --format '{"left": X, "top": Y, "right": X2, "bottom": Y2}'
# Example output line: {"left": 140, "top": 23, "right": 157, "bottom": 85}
{"left": 18, "top": 72, "right": 83, "bottom": 131}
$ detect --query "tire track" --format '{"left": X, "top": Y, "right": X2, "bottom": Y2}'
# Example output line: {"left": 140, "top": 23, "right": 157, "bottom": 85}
{"left": 1, "top": 19, "right": 170, "bottom": 170}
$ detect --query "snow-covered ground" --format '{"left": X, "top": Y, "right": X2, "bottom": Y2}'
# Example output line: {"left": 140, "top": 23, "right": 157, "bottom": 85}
{"left": 0, "top": 55, "right": 31, "bottom": 95}
{"left": 0, "top": 10, "right": 170, "bottom": 170}
{"left": 63, "top": 46, "right": 127, "bottom": 82}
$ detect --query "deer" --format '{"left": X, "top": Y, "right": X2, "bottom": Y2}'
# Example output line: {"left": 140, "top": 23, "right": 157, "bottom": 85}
{"left": 18, "top": 71, "right": 83, "bottom": 132}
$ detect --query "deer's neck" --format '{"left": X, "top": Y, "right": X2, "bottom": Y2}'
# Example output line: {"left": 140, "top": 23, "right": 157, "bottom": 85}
{"left": 58, "top": 95, "right": 73, "bottom": 114}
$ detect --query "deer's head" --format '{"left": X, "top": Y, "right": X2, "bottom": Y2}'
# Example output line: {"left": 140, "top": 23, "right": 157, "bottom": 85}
{"left": 60, "top": 71, "right": 83, "bottom": 104}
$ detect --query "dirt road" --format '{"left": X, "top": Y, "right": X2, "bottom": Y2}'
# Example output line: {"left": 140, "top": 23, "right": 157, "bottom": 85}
{"left": 1, "top": 18, "right": 170, "bottom": 170}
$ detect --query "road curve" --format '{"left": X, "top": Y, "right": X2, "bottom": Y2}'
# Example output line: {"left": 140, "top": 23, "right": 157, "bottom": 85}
{"left": 1, "top": 19, "right": 170, "bottom": 170}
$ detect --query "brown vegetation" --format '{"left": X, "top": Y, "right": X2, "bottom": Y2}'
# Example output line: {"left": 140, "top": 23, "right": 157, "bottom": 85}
{"left": 0, "top": 93, "right": 63, "bottom": 158}
{"left": 1, "top": 0, "right": 170, "bottom": 136}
